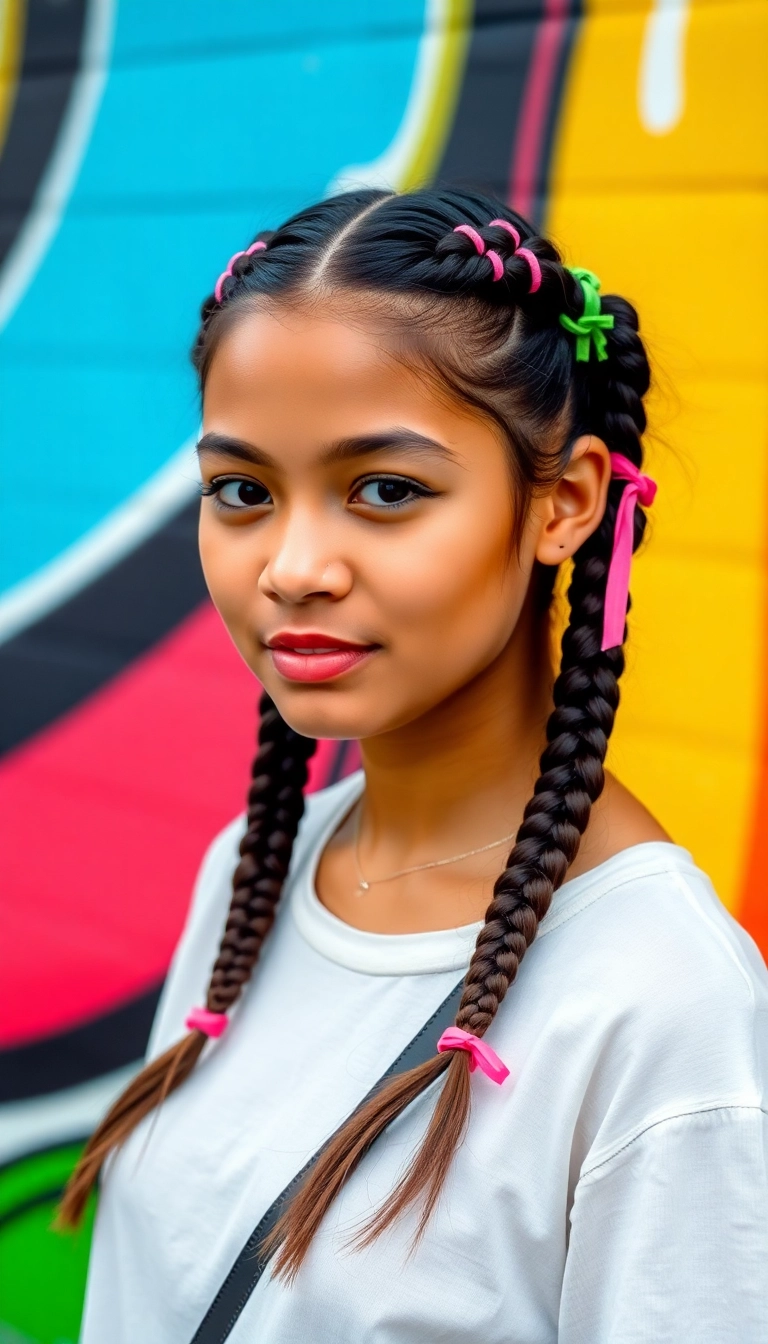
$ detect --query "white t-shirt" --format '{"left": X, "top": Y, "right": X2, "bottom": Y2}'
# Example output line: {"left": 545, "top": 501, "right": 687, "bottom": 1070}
{"left": 81, "top": 771, "right": 768, "bottom": 1343}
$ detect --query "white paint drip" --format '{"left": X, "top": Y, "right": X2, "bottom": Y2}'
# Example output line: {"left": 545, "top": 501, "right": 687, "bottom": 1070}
{"left": 0, "top": 0, "right": 116, "bottom": 332}
{"left": 638, "top": 0, "right": 692, "bottom": 135}
{"left": 0, "top": 437, "right": 200, "bottom": 646}
{"left": 0, "top": 1063, "right": 138, "bottom": 1167}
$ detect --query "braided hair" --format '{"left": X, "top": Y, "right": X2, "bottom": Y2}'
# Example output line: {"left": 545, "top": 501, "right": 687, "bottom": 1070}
{"left": 60, "top": 189, "right": 651, "bottom": 1265}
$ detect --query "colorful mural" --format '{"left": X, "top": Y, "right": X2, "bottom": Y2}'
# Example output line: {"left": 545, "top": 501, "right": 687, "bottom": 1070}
{"left": 1, "top": 2, "right": 765, "bottom": 1339}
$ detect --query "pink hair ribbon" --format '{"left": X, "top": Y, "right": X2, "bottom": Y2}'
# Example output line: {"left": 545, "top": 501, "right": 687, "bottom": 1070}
{"left": 437, "top": 1026, "right": 510, "bottom": 1084}
{"left": 453, "top": 224, "right": 504, "bottom": 282}
{"left": 185, "top": 1006, "right": 229, "bottom": 1038}
{"left": 602, "top": 452, "right": 657, "bottom": 652}
{"left": 214, "top": 240, "right": 267, "bottom": 304}
{"left": 489, "top": 219, "right": 541, "bottom": 293}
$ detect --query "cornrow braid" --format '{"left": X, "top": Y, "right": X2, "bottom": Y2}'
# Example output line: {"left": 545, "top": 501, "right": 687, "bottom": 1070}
{"left": 61, "top": 187, "right": 653, "bottom": 1274}
{"left": 58, "top": 692, "right": 315, "bottom": 1226}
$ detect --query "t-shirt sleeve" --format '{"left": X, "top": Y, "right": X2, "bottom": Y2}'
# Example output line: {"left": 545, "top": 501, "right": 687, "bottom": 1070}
{"left": 559, "top": 1104, "right": 768, "bottom": 1342}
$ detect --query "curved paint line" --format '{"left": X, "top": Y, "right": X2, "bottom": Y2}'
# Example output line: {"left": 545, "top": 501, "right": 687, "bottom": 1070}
{"left": 0, "top": 500, "right": 206, "bottom": 756}
{"left": 638, "top": 0, "right": 691, "bottom": 136}
{"left": 0, "top": 0, "right": 115, "bottom": 332}
{"left": 0, "top": 0, "right": 24, "bottom": 151}
{"left": 0, "top": 985, "right": 162, "bottom": 1102}
{"left": 0, "top": 599, "right": 360, "bottom": 1045}
{"left": 0, "top": 1065, "right": 136, "bottom": 1166}
{"left": 0, "top": 1185, "right": 75, "bottom": 1231}
{"left": 0, "top": 438, "right": 199, "bottom": 646}
{"left": 509, "top": 0, "right": 572, "bottom": 222}
{"left": 327, "top": 0, "right": 471, "bottom": 195}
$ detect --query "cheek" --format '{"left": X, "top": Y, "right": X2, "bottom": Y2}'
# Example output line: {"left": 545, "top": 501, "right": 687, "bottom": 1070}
{"left": 373, "top": 503, "right": 523, "bottom": 668}
{"left": 198, "top": 513, "right": 256, "bottom": 632}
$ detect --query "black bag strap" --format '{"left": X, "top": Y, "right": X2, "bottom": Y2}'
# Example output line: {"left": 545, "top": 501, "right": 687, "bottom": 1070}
{"left": 190, "top": 977, "right": 464, "bottom": 1344}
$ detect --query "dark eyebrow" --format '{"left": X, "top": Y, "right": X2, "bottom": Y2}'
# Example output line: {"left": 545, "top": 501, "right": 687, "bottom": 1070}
{"left": 195, "top": 428, "right": 458, "bottom": 470}
{"left": 196, "top": 432, "right": 275, "bottom": 467}
{"left": 320, "top": 429, "right": 458, "bottom": 466}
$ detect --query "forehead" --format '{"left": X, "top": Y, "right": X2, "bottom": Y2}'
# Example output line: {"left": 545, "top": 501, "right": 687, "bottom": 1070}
{"left": 201, "top": 304, "right": 492, "bottom": 453}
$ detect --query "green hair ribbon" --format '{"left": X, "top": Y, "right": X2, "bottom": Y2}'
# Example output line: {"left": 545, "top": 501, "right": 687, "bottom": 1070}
{"left": 558, "top": 267, "right": 614, "bottom": 362}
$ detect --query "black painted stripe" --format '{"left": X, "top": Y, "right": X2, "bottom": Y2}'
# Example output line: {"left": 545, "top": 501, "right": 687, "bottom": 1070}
{"left": 533, "top": 3, "right": 582, "bottom": 227}
{"left": 0, "top": 0, "right": 89, "bottom": 268}
{"left": 0, "top": 501, "right": 208, "bottom": 757}
{"left": 436, "top": 0, "right": 582, "bottom": 229}
{"left": 437, "top": 0, "right": 545, "bottom": 204}
{"left": 0, "top": 1184, "right": 71, "bottom": 1230}
{"left": 0, "top": 983, "right": 160, "bottom": 1102}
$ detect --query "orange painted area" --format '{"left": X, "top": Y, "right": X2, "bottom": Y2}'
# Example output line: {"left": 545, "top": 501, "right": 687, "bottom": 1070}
{"left": 546, "top": 0, "right": 768, "bottom": 944}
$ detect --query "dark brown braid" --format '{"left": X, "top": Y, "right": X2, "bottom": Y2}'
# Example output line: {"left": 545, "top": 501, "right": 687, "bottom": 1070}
{"left": 58, "top": 692, "right": 315, "bottom": 1225}
{"left": 61, "top": 187, "right": 652, "bottom": 1269}
{"left": 207, "top": 693, "right": 316, "bottom": 1014}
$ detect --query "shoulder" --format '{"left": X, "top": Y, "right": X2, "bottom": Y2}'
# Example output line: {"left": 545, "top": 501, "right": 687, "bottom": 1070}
{"left": 568, "top": 771, "right": 670, "bottom": 879}
{"left": 543, "top": 842, "right": 768, "bottom": 1038}
{"left": 517, "top": 843, "right": 768, "bottom": 1162}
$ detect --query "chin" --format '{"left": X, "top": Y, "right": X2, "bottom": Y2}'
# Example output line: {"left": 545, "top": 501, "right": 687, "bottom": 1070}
{"left": 264, "top": 682, "right": 404, "bottom": 744}
{"left": 266, "top": 688, "right": 371, "bottom": 743}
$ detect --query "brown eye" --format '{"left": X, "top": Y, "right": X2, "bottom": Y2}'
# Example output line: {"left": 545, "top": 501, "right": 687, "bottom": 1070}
{"left": 356, "top": 477, "right": 427, "bottom": 508}
{"left": 218, "top": 479, "right": 272, "bottom": 508}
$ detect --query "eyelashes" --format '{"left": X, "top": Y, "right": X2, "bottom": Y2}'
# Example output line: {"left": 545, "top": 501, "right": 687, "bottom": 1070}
{"left": 199, "top": 478, "right": 272, "bottom": 510}
{"left": 199, "top": 473, "right": 437, "bottom": 514}
{"left": 351, "top": 474, "right": 436, "bottom": 510}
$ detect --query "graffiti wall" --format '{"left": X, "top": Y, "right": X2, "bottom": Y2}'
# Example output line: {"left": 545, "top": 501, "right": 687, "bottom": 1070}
{"left": 1, "top": 2, "right": 765, "bottom": 1339}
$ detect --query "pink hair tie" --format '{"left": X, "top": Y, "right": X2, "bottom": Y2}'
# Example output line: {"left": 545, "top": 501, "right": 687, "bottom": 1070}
{"left": 602, "top": 452, "right": 657, "bottom": 652}
{"left": 214, "top": 240, "right": 267, "bottom": 304}
{"left": 452, "top": 224, "right": 504, "bottom": 283}
{"left": 489, "top": 218, "right": 521, "bottom": 248}
{"left": 488, "top": 219, "right": 541, "bottom": 294}
{"left": 437, "top": 1026, "right": 510, "bottom": 1084}
{"left": 185, "top": 1006, "right": 229, "bottom": 1038}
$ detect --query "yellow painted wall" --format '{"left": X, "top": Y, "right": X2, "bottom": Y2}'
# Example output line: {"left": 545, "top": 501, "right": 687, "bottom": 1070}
{"left": 547, "top": 0, "right": 768, "bottom": 912}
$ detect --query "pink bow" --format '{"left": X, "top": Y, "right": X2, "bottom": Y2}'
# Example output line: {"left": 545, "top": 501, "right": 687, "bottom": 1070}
{"left": 602, "top": 452, "right": 657, "bottom": 651}
{"left": 437, "top": 1026, "right": 510, "bottom": 1084}
{"left": 185, "top": 1006, "right": 229, "bottom": 1038}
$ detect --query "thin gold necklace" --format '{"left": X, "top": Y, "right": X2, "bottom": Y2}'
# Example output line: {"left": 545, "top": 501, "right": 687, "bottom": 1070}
{"left": 353, "top": 802, "right": 516, "bottom": 896}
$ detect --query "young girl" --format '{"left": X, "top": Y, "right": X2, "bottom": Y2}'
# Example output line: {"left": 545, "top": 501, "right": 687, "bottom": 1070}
{"left": 66, "top": 189, "right": 767, "bottom": 1342}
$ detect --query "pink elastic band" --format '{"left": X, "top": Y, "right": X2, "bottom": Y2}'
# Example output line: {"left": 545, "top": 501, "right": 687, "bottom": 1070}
{"left": 489, "top": 218, "right": 521, "bottom": 249}
{"left": 453, "top": 223, "right": 485, "bottom": 254}
{"left": 602, "top": 452, "right": 657, "bottom": 652}
{"left": 453, "top": 224, "right": 504, "bottom": 282}
{"left": 437, "top": 1026, "right": 510, "bottom": 1084}
{"left": 515, "top": 247, "right": 542, "bottom": 293}
{"left": 488, "top": 219, "right": 541, "bottom": 293}
{"left": 214, "top": 240, "right": 267, "bottom": 303}
{"left": 185, "top": 1006, "right": 229, "bottom": 1038}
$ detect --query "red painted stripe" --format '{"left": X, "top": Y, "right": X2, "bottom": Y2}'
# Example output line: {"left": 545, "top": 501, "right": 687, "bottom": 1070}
{"left": 0, "top": 602, "right": 354, "bottom": 1047}
{"left": 508, "top": 0, "right": 570, "bottom": 221}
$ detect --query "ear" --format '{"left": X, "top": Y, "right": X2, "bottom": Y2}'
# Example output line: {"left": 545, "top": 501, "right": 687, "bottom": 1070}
{"left": 533, "top": 434, "right": 612, "bottom": 566}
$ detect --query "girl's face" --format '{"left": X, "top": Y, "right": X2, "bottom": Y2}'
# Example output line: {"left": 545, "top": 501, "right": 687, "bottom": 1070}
{"left": 199, "top": 307, "right": 568, "bottom": 742}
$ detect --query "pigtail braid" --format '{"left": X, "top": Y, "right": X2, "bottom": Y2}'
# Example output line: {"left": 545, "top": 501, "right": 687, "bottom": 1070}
{"left": 58, "top": 692, "right": 315, "bottom": 1228}
{"left": 208, "top": 692, "right": 316, "bottom": 1014}
{"left": 270, "top": 290, "right": 652, "bottom": 1283}
{"left": 269, "top": 540, "right": 625, "bottom": 1279}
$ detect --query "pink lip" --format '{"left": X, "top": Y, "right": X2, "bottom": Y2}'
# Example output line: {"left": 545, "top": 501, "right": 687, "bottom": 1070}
{"left": 266, "top": 631, "right": 379, "bottom": 684}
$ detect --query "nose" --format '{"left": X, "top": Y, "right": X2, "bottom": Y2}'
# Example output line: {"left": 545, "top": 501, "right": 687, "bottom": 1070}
{"left": 258, "top": 508, "right": 353, "bottom": 604}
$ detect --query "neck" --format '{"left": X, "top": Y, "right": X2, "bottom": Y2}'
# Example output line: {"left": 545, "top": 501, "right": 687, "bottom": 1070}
{"left": 358, "top": 603, "right": 554, "bottom": 858}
